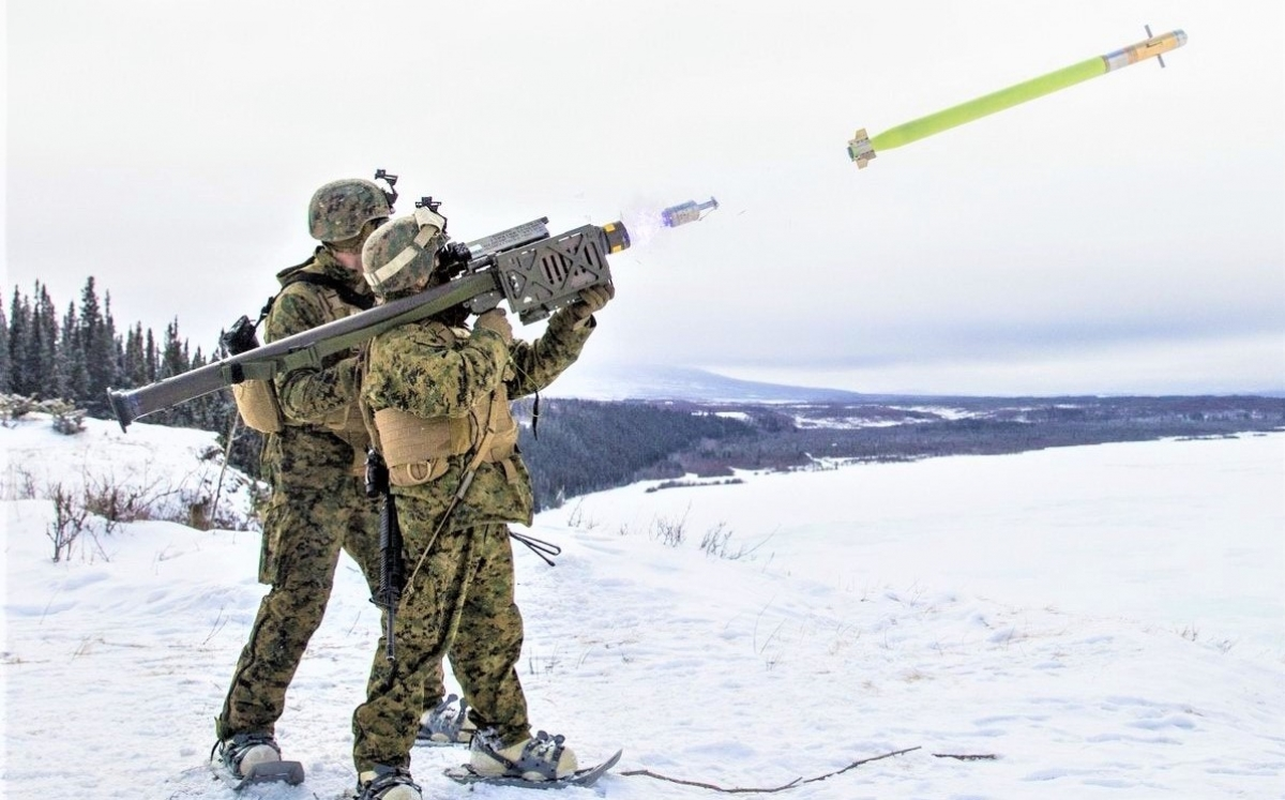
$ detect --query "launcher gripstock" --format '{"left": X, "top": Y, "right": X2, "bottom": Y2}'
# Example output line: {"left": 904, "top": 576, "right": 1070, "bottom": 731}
{"left": 107, "top": 218, "right": 631, "bottom": 430}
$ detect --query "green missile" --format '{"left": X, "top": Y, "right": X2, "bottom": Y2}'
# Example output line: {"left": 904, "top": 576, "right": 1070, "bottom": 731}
{"left": 848, "top": 29, "right": 1187, "bottom": 168}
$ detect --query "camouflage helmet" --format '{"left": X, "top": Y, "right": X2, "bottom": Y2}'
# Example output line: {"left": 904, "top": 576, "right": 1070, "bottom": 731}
{"left": 307, "top": 179, "right": 392, "bottom": 243}
{"left": 361, "top": 207, "right": 448, "bottom": 299}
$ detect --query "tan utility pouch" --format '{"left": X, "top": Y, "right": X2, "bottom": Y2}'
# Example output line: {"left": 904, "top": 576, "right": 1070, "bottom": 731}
{"left": 375, "top": 407, "right": 471, "bottom": 487}
{"left": 323, "top": 402, "right": 373, "bottom": 476}
{"left": 233, "top": 380, "right": 284, "bottom": 433}
{"left": 372, "top": 393, "right": 521, "bottom": 487}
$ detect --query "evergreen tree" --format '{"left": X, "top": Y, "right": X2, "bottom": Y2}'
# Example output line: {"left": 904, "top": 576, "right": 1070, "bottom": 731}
{"left": 188, "top": 346, "right": 213, "bottom": 430}
{"left": 122, "top": 323, "right": 149, "bottom": 386}
{"left": 79, "top": 278, "right": 119, "bottom": 414}
{"left": 0, "top": 302, "right": 10, "bottom": 393}
{"left": 160, "top": 319, "right": 187, "bottom": 379}
{"left": 145, "top": 328, "right": 158, "bottom": 383}
{"left": 31, "top": 283, "right": 59, "bottom": 399}
{"left": 59, "top": 301, "right": 90, "bottom": 403}
{"left": 8, "top": 288, "right": 33, "bottom": 396}
{"left": 99, "top": 290, "right": 121, "bottom": 397}
{"left": 150, "top": 319, "right": 194, "bottom": 426}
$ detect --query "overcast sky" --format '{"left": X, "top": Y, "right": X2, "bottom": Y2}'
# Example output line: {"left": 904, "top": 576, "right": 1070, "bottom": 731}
{"left": 6, "top": 1, "right": 1283, "bottom": 395}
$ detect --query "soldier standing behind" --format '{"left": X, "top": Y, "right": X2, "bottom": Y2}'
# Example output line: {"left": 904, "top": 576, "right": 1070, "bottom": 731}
{"left": 348, "top": 210, "right": 612, "bottom": 800}
{"left": 213, "top": 179, "right": 465, "bottom": 781}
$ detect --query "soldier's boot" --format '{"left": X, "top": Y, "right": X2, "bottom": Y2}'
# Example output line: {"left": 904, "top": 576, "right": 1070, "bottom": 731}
{"left": 215, "top": 732, "right": 282, "bottom": 779}
{"left": 469, "top": 728, "right": 578, "bottom": 781}
{"left": 356, "top": 765, "right": 422, "bottom": 800}
{"left": 416, "top": 693, "right": 476, "bottom": 745}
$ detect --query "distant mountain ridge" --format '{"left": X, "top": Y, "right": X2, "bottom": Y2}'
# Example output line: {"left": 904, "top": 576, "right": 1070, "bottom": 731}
{"left": 543, "top": 363, "right": 874, "bottom": 404}
{"left": 544, "top": 363, "right": 1285, "bottom": 403}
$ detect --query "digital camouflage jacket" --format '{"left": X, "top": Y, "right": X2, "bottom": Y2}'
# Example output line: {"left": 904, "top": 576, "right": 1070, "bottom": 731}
{"left": 260, "top": 247, "right": 374, "bottom": 489}
{"left": 363, "top": 308, "right": 595, "bottom": 528}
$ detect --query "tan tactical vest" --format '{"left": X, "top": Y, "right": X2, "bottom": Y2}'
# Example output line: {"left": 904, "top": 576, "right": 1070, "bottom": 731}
{"left": 233, "top": 277, "right": 372, "bottom": 474}
{"left": 369, "top": 326, "right": 520, "bottom": 488}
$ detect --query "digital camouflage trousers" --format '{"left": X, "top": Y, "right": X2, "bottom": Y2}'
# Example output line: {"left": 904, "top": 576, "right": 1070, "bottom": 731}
{"left": 215, "top": 477, "right": 451, "bottom": 740}
{"left": 351, "top": 517, "right": 530, "bottom": 772}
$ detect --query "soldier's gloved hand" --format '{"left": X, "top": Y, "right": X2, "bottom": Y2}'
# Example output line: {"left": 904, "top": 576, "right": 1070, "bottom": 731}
{"left": 473, "top": 308, "right": 513, "bottom": 345}
{"left": 569, "top": 283, "right": 614, "bottom": 321}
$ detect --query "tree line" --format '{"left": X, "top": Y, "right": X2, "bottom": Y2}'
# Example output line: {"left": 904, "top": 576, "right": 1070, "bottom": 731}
{"left": 3, "top": 277, "right": 243, "bottom": 444}
{"left": 516, "top": 398, "right": 756, "bottom": 509}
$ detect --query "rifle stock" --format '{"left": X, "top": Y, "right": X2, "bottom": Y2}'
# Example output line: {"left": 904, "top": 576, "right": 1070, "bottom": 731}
{"left": 108, "top": 219, "right": 629, "bottom": 430}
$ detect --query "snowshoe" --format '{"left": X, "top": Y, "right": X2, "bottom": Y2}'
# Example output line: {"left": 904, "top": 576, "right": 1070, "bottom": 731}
{"left": 415, "top": 693, "right": 475, "bottom": 746}
{"left": 445, "top": 744, "right": 622, "bottom": 790}
{"left": 355, "top": 765, "right": 421, "bottom": 800}
{"left": 210, "top": 732, "right": 304, "bottom": 789}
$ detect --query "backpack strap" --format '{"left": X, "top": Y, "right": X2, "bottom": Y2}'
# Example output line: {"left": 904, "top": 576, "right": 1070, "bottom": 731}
{"left": 252, "top": 266, "right": 376, "bottom": 332}
{"left": 279, "top": 270, "right": 376, "bottom": 312}
{"left": 358, "top": 341, "right": 382, "bottom": 457}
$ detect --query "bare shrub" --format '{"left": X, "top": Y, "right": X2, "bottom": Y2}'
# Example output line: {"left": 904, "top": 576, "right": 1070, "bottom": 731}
{"left": 47, "top": 483, "right": 91, "bottom": 562}
{"left": 188, "top": 500, "right": 212, "bottom": 531}
{"left": 650, "top": 506, "right": 690, "bottom": 548}
{"left": 699, "top": 521, "right": 744, "bottom": 559}
{"left": 80, "top": 471, "right": 172, "bottom": 534}
{"left": 80, "top": 464, "right": 253, "bottom": 532}
{"left": 2, "top": 466, "right": 39, "bottom": 501}
{"left": 565, "top": 500, "right": 599, "bottom": 531}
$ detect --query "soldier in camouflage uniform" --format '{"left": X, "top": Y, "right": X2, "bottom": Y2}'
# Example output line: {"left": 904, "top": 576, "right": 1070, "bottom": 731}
{"left": 347, "top": 210, "right": 612, "bottom": 800}
{"left": 214, "top": 180, "right": 463, "bottom": 780}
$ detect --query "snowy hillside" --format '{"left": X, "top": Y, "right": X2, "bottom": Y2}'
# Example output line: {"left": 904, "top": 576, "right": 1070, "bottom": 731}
{"left": 2, "top": 415, "right": 1282, "bottom": 799}
{"left": 1, "top": 412, "right": 261, "bottom": 537}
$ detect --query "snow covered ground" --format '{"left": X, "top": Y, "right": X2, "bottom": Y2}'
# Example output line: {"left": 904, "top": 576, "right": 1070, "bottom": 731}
{"left": 2, "top": 414, "right": 1282, "bottom": 799}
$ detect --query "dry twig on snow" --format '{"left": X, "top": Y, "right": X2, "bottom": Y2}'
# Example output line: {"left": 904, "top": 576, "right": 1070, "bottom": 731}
{"left": 620, "top": 746, "right": 922, "bottom": 793}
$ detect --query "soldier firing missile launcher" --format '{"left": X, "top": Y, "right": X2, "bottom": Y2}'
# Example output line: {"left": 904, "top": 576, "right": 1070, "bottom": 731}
{"left": 108, "top": 213, "right": 630, "bottom": 430}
